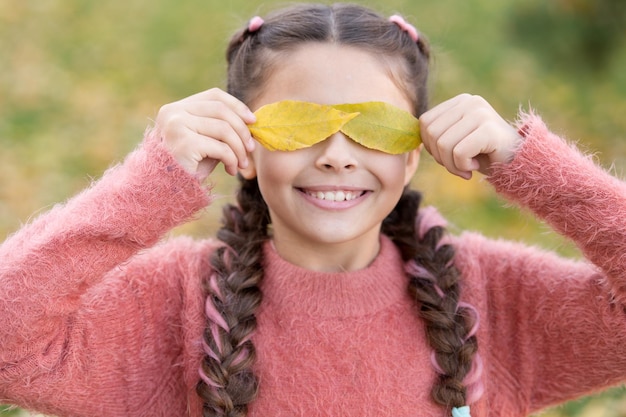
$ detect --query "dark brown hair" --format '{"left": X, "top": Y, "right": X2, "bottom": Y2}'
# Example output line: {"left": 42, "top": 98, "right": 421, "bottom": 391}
{"left": 197, "top": 3, "right": 480, "bottom": 416}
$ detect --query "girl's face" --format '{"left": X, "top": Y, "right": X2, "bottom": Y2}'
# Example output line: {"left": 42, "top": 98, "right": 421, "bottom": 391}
{"left": 241, "top": 43, "right": 420, "bottom": 272}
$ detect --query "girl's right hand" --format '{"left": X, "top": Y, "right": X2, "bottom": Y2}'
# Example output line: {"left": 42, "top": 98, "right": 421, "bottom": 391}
{"left": 156, "top": 88, "right": 256, "bottom": 180}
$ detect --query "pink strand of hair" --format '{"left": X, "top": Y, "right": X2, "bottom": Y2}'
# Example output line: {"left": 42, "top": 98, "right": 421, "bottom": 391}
{"left": 429, "top": 351, "right": 485, "bottom": 404}
{"left": 404, "top": 259, "right": 446, "bottom": 298}
{"left": 204, "top": 271, "right": 255, "bottom": 366}
{"left": 204, "top": 272, "right": 229, "bottom": 360}
{"left": 202, "top": 338, "right": 221, "bottom": 362}
{"left": 198, "top": 367, "right": 224, "bottom": 389}
{"left": 455, "top": 300, "right": 484, "bottom": 402}
{"left": 204, "top": 289, "right": 229, "bottom": 334}
{"left": 415, "top": 206, "right": 448, "bottom": 240}
{"left": 411, "top": 260, "right": 484, "bottom": 405}
{"left": 464, "top": 354, "right": 485, "bottom": 404}
{"left": 457, "top": 301, "right": 480, "bottom": 341}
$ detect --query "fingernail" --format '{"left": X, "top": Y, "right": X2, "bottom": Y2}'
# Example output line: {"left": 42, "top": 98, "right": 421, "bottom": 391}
{"left": 247, "top": 138, "right": 256, "bottom": 151}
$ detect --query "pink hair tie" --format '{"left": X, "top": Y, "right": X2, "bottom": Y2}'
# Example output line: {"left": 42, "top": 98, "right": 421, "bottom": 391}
{"left": 248, "top": 16, "right": 264, "bottom": 32}
{"left": 389, "top": 14, "right": 419, "bottom": 42}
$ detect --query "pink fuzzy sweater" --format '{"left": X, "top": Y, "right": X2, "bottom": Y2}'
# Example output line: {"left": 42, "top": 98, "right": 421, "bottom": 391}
{"left": 2, "top": 113, "right": 626, "bottom": 417}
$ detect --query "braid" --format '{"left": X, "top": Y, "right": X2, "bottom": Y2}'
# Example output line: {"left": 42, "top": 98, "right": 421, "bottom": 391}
{"left": 382, "top": 188, "right": 481, "bottom": 410}
{"left": 197, "top": 177, "right": 270, "bottom": 417}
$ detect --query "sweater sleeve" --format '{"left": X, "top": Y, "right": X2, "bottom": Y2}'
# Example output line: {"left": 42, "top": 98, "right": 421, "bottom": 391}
{"left": 489, "top": 112, "right": 626, "bottom": 304}
{"left": 0, "top": 129, "right": 212, "bottom": 416}
{"left": 467, "top": 112, "right": 626, "bottom": 415}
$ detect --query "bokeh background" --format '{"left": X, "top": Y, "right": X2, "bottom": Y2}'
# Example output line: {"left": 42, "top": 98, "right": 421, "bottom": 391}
{"left": 1, "top": 0, "right": 625, "bottom": 416}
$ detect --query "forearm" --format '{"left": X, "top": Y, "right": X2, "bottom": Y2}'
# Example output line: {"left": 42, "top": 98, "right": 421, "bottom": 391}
{"left": 0, "top": 129, "right": 210, "bottom": 347}
{"left": 488, "top": 111, "right": 626, "bottom": 301}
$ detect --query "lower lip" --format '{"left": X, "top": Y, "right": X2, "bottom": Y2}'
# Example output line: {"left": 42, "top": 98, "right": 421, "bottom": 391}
{"left": 298, "top": 189, "right": 369, "bottom": 210}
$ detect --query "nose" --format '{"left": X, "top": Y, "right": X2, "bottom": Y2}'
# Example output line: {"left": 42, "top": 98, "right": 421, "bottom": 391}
{"left": 315, "top": 132, "right": 359, "bottom": 172}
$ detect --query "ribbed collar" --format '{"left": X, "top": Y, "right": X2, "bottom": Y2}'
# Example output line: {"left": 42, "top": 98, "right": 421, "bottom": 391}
{"left": 260, "top": 235, "right": 409, "bottom": 318}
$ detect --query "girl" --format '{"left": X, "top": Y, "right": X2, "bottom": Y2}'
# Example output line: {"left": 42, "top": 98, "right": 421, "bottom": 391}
{"left": 1, "top": 3, "right": 626, "bottom": 417}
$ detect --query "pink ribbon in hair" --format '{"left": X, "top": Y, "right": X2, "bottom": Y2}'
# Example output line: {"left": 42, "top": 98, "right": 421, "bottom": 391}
{"left": 389, "top": 14, "right": 419, "bottom": 42}
{"left": 248, "top": 16, "right": 264, "bottom": 32}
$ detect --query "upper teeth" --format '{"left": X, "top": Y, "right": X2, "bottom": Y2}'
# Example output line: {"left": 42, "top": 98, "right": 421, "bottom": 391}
{"left": 308, "top": 190, "right": 358, "bottom": 202}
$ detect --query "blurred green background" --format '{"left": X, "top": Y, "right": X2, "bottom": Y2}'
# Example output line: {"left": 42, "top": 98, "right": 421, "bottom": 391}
{"left": 1, "top": 0, "right": 625, "bottom": 416}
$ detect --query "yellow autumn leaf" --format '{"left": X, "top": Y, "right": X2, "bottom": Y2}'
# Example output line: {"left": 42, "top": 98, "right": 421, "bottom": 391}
{"left": 333, "top": 102, "right": 421, "bottom": 154}
{"left": 250, "top": 100, "right": 358, "bottom": 151}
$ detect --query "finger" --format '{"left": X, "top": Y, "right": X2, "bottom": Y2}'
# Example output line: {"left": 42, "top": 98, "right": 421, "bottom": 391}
{"left": 419, "top": 96, "right": 475, "bottom": 159}
{"left": 185, "top": 115, "right": 251, "bottom": 170}
{"left": 451, "top": 131, "right": 491, "bottom": 174}
{"left": 421, "top": 95, "right": 493, "bottom": 166}
{"left": 179, "top": 100, "right": 256, "bottom": 154}
{"left": 176, "top": 89, "right": 257, "bottom": 153}
{"left": 184, "top": 101, "right": 255, "bottom": 156}
{"left": 419, "top": 93, "right": 471, "bottom": 125}
{"left": 455, "top": 121, "right": 522, "bottom": 175}
{"left": 188, "top": 88, "right": 257, "bottom": 124}
{"left": 197, "top": 138, "right": 241, "bottom": 177}
{"left": 421, "top": 94, "right": 492, "bottom": 135}
{"left": 433, "top": 116, "right": 482, "bottom": 178}
{"left": 420, "top": 110, "right": 463, "bottom": 164}
{"left": 160, "top": 111, "right": 249, "bottom": 175}
{"left": 182, "top": 130, "right": 242, "bottom": 177}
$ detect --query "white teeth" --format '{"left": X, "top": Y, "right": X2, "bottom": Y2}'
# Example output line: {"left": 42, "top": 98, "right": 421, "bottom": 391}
{"left": 307, "top": 190, "right": 358, "bottom": 202}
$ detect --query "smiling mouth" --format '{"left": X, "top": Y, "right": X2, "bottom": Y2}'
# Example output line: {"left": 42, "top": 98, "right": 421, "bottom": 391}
{"left": 302, "top": 189, "right": 365, "bottom": 202}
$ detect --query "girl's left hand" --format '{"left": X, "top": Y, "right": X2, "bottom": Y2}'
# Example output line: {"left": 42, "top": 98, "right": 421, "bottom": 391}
{"left": 419, "top": 94, "right": 523, "bottom": 179}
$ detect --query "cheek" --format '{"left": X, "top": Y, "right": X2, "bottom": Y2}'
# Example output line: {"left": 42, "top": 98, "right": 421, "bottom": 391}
{"left": 254, "top": 149, "right": 301, "bottom": 187}
{"left": 377, "top": 155, "right": 410, "bottom": 184}
{"left": 255, "top": 159, "right": 282, "bottom": 192}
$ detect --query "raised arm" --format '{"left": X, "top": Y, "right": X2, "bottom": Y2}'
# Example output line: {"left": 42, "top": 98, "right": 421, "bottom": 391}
{"left": 0, "top": 130, "right": 212, "bottom": 414}
{"left": 424, "top": 98, "right": 626, "bottom": 415}
{"left": 0, "top": 130, "right": 209, "bottom": 351}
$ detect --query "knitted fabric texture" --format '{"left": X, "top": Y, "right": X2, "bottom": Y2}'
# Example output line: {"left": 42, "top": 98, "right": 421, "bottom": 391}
{"left": 2, "top": 114, "right": 626, "bottom": 417}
